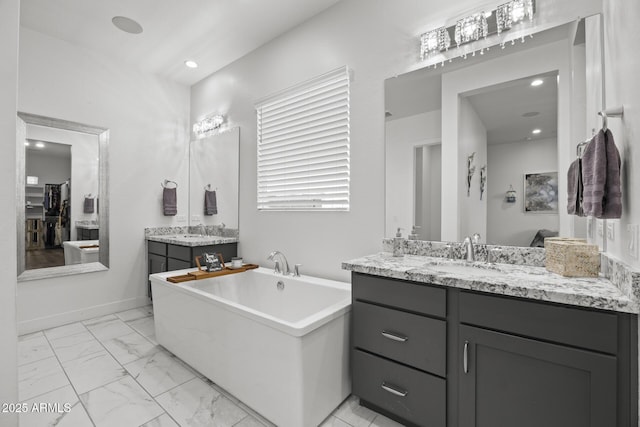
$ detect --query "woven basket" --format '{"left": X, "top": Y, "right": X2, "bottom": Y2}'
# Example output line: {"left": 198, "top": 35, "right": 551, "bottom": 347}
{"left": 544, "top": 237, "right": 600, "bottom": 277}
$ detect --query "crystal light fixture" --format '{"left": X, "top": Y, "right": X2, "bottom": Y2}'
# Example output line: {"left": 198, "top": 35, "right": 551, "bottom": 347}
{"left": 454, "top": 12, "right": 489, "bottom": 47}
{"left": 193, "top": 114, "right": 225, "bottom": 137}
{"left": 496, "top": 0, "right": 534, "bottom": 34}
{"left": 420, "top": 26, "right": 451, "bottom": 60}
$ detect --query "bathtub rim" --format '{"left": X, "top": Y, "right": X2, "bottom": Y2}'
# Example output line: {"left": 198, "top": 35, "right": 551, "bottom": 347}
{"left": 150, "top": 267, "right": 351, "bottom": 337}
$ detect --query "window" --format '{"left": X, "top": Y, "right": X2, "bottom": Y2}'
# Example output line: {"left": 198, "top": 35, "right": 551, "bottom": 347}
{"left": 256, "top": 66, "right": 350, "bottom": 211}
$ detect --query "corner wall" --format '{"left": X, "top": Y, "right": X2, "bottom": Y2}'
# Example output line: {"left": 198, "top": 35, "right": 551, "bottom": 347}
{"left": 0, "top": 1, "right": 19, "bottom": 424}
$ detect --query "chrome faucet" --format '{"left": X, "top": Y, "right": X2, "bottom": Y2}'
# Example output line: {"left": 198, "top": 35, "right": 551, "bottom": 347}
{"left": 462, "top": 233, "right": 481, "bottom": 262}
{"left": 268, "top": 251, "right": 291, "bottom": 275}
{"left": 197, "top": 223, "right": 207, "bottom": 237}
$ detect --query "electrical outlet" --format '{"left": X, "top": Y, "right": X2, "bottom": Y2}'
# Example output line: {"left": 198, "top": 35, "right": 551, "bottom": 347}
{"left": 607, "top": 222, "right": 615, "bottom": 241}
{"left": 587, "top": 218, "right": 593, "bottom": 239}
{"left": 176, "top": 215, "right": 187, "bottom": 224}
{"left": 628, "top": 224, "right": 639, "bottom": 260}
{"left": 191, "top": 215, "right": 201, "bottom": 223}
{"left": 597, "top": 221, "right": 603, "bottom": 237}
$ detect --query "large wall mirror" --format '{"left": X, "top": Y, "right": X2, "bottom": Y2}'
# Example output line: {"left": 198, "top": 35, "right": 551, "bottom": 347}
{"left": 385, "top": 16, "right": 603, "bottom": 248}
{"left": 189, "top": 127, "right": 240, "bottom": 235}
{"left": 17, "top": 112, "right": 109, "bottom": 281}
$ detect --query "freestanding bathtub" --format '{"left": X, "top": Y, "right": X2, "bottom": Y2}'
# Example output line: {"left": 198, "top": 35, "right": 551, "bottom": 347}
{"left": 150, "top": 267, "right": 351, "bottom": 427}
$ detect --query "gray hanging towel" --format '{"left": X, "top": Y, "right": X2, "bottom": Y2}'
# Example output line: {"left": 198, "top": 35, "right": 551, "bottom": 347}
{"left": 163, "top": 187, "right": 178, "bottom": 216}
{"left": 83, "top": 197, "right": 95, "bottom": 213}
{"left": 566, "top": 158, "right": 584, "bottom": 216}
{"left": 582, "top": 129, "right": 622, "bottom": 219}
{"left": 204, "top": 190, "right": 217, "bottom": 215}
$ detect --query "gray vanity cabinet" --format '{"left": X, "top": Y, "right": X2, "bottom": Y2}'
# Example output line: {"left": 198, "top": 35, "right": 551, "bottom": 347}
{"left": 147, "top": 240, "right": 238, "bottom": 297}
{"left": 351, "top": 273, "right": 638, "bottom": 427}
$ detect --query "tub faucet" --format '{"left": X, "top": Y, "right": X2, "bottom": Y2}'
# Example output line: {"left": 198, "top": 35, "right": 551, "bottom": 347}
{"left": 268, "top": 251, "right": 291, "bottom": 275}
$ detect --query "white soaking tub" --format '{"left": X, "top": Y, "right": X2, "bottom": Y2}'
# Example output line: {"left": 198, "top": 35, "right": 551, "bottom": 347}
{"left": 150, "top": 267, "right": 351, "bottom": 427}
{"left": 62, "top": 240, "right": 99, "bottom": 265}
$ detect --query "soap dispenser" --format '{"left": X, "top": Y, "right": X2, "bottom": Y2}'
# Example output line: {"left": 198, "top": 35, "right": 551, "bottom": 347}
{"left": 393, "top": 228, "right": 404, "bottom": 257}
{"left": 408, "top": 225, "right": 420, "bottom": 240}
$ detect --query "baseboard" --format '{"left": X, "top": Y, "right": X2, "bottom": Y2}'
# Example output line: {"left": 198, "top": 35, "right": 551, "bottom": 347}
{"left": 17, "top": 296, "right": 151, "bottom": 335}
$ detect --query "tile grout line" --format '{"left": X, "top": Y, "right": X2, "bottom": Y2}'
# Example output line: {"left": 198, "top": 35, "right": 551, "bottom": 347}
{"left": 40, "top": 327, "right": 98, "bottom": 427}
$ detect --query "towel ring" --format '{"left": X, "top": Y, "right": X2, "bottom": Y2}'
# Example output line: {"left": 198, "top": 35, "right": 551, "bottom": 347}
{"left": 205, "top": 184, "right": 217, "bottom": 191}
{"left": 601, "top": 112, "right": 608, "bottom": 131}
{"left": 162, "top": 179, "right": 178, "bottom": 189}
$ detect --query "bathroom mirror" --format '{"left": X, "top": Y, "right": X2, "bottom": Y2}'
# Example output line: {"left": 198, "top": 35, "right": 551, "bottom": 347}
{"left": 385, "top": 17, "right": 601, "bottom": 247}
{"left": 17, "top": 112, "right": 110, "bottom": 281}
{"left": 189, "top": 127, "right": 240, "bottom": 234}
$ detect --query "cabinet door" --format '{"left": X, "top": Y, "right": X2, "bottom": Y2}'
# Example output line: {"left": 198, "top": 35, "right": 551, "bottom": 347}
{"left": 459, "top": 325, "right": 617, "bottom": 427}
{"left": 148, "top": 253, "right": 167, "bottom": 274}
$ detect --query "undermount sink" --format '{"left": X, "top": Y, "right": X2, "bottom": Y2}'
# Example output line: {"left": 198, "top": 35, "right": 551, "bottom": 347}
{"left": 426, "top": 263, "right": 505, "bottom": 277}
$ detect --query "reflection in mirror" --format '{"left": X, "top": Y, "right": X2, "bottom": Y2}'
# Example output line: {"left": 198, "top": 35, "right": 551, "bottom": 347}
{"left": 17, "top": 113, "right": 109, "bottom": 281}
{"left": 189, "top": 127, "right": 240, "bottom": 235}
{"left": 385, "top": 18, "right": 599, "bottom": 248}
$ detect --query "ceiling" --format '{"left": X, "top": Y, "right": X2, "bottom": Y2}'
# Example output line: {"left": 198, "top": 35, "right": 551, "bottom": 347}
{"left": 20, "top": 0, "right": 342, "bottom": 86}
{"left": 466, "top": 71, "right": 558, "bottom": 145}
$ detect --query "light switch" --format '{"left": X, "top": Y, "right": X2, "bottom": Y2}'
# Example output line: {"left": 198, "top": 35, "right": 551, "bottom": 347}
{"left": 597, "top": 221, "right": 603, "bottom": 237}
{"left": 628, "top": 224, "right": 639, "bottom": 260}
{"left": 191, "top": 215, "right": 201, "bottom": 223}
{"left": 176, "top": 215, "right": 187, "bottom": 224}
{"left": 607, "top": 222, "right": 615, "bottom": 241}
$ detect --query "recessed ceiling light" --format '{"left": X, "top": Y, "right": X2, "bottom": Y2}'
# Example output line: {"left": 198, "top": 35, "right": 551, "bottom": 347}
{"left": 184, "top": 60, "right": 198, "bottom": 69}
{"left": 112, "top": 16, "right": 143, "bottom": 34}
{"left": 532, "top": 129, "right": 541, "bottom": 134}
{"left": 522, "top": 111, "right": 540, "bottom": 117}
{"left": 24, "top": 141, "right": 30, "bottom": 146}
{"left": 531, "top": 79, "right": 544, "bottom": 87}
{"left": 35, "top": 142, "right": 45, "bottom": 148}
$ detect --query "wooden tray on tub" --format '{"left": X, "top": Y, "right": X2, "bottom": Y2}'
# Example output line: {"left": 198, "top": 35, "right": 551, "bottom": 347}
{"left": 166, "top": 262, "right": 259, "bottom": 283}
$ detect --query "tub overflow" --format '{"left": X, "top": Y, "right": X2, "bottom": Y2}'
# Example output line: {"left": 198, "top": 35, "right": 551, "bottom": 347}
{"left": 277, "top": 280, "right": 285, "bottom": 290}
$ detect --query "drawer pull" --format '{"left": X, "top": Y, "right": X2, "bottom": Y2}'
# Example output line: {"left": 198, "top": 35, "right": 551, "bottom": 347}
{"left": 381, "top": 330, "right": 408, "bottom": 342}
{"left": 463, "top": 340, "right": 469, "bottom": 374}
{"left": 381, "top": 382, "right": 408, "bottom": 397}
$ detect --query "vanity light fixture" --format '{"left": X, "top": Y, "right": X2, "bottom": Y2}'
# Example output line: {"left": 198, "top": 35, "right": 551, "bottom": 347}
{"left": 530, "top": 78, "right": 544, "bottom": 86}
{"left": 193, "top": 114, "right": 225, "bottom": 137}
{"left": 532, "top": 128, "right": 541, "bottom": 134}
{"left": 419, "top": 0, "right": 535, "bottom": 65}
{"left": 185, "top": 60, "right": 198, "bottom": 69}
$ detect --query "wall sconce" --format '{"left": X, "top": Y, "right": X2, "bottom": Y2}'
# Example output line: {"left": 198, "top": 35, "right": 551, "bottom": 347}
{"left": 505, "top": 185, "right": 517, "bottom": 203}
{"left": 419, "top": 0, "right": 535, "bottom": 65}
{"left": 193, "top": 114, "right": 225, "bottom": 137}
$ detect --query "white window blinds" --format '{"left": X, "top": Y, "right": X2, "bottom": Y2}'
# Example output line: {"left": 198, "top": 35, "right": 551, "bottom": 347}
{"left": 256, "top": 66, "right": 350, "bottom": 211}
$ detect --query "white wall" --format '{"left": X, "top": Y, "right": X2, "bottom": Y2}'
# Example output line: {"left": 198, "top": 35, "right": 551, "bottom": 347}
{"left": 26, "top": 124, "right": 100, "bottom": 240}
{"left": 416, "top": 144, "right": 442, "bottom": 241}
{"left": 487, "top": 138, "right": 559, "bottom": 246}
{"left": 16, "top": 27, "right": 191, "bottom": 333}
{"left": 601, "top": 0, "right": 640, "bottom": 269}
{"left": 385, "top": 110, "right": 441, "bottom": 238}
{"left": 0, "top": 1, "right": 19, "bottom": 424}
{"left": 458, "top": 97, "right": 487, "bottom": 241}
{"left": 26, "top": 150, "right": 71, "bottom": 187}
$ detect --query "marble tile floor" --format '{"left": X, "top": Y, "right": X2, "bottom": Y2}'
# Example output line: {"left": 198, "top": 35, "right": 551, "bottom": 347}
{"left": 18, "top": 306, "right": 403, "bottom": 427}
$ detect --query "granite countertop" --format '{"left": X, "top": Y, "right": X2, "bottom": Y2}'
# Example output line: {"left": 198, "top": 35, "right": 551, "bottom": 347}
{"left": 146, "top": 234, "right": 238, "bottom": 247}
{"left": 76, "top": 224, "right": 99, "bottom": 230}
{"left": 342, "top": 252, "right": 638, "bottom": 314}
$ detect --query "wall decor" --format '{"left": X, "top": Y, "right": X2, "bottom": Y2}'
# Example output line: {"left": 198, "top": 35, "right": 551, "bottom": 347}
{"left": 524, "top": 171, "right": 558, "bottom": 213}
{"left": 480, "top": 165, "right": 487, "bottom": 200}
{"left": 467, "top": 152, "right": 476, "bottom": 196}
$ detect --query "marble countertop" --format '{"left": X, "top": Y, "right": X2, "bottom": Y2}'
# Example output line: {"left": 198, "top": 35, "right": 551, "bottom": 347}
{"left": 76, "top": 224, "right": 99, "bottom": 230}
{"left": 146, "top": 234, "right": 238, "bottom": 247}
{"left": 342, "top": 253, "right": 638, "bottom": 314}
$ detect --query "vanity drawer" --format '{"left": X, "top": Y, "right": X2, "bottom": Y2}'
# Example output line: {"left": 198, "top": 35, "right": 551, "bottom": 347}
{"left": 353, "top": 349, "right": 446, "bottom": 427}
{"left": 168, "top": 244, "right": 192, "bottom": 263}
{"left": 148, "top": 240, "right": 166, "bottom": 256}
{"left": 353, "top": 301, "right": 446, "bottom": 376}
{"left": 167, "top": 258, "right": 191, "bottom": 271}
{"left": 353, "top": 273, "right": 446, "bottom": 318}
{"left": 460, "top": 291, "right": 618, "bottom": 354}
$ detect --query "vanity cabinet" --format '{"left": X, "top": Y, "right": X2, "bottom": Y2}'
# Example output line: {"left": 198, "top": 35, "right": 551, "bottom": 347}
{"left": 77, "top": 227, "right": 99, "bottom": 240}
{"left": 351, "top": 273, "right": 637, "bottom": 427}
{"left": 147, "top": 240, "right": 238, "bottom": 297}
